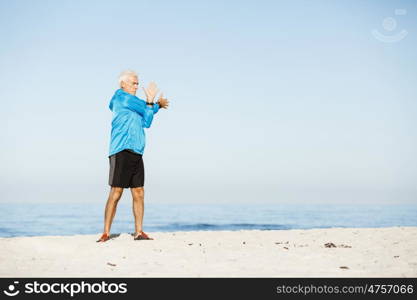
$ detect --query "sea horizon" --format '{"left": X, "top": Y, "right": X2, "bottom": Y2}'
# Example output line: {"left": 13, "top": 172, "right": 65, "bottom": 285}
{"left": 0, "top": 202, "right": 416, "bottom": 238}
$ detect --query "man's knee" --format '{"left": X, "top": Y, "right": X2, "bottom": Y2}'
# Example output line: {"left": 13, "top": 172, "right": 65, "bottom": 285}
{"left": 131, "top": 187, "right": 144, "bottom": 198}
{"left": 110, "top": 187, "right": 124, "bottom": 198}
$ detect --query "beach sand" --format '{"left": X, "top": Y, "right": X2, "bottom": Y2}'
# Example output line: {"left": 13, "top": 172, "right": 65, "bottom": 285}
{"left": 1, "top": 227, "right": 416, "bottom": 277}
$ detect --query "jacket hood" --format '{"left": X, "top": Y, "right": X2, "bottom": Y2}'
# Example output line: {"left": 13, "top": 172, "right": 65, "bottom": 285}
{"left": 109, "top": 89, "right": 143, "bottom": 111}
{"left": 109, "top": 89, "right": 125, "bottom": 111}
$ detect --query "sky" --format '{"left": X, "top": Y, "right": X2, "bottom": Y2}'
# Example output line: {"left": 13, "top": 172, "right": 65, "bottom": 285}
{"left": 1, "top": 0, "right": 416, "bottom": 204}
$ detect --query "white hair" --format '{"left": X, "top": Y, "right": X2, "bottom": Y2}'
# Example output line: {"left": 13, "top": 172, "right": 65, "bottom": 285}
{"left": 118, "top": 70, "right": 138, "bottom": 87}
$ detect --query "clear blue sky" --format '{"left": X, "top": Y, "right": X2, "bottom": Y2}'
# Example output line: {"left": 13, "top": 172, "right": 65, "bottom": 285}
{"left": 1, "top": 0, "right": 416, "bottom": 204}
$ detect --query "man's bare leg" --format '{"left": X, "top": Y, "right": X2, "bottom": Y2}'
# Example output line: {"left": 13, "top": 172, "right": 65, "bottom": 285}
{"left": 131, "top": 187, "right": 145, "bottom": 236}
{"left": 103, "top": 187, "right": 124, "bottom": 235}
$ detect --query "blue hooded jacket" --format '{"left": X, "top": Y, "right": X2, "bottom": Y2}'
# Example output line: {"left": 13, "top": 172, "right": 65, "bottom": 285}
{"left": 108, "top": 88, "right": 159, "bottom": 157}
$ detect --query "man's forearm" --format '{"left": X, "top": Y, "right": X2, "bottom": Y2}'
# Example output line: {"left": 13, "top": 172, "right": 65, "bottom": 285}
{"left": 145, "top": 102, "right": 160, "bottom": 114}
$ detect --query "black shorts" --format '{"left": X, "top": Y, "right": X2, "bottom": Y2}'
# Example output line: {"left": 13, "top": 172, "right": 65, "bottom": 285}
{"left": 108, "top": 149, "right": 144, "bottom": 188}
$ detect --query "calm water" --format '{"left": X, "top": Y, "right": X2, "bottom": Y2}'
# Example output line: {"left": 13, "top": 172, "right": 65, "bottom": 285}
{"left": 0, "top": 203, "right": 416, "bottom": 237}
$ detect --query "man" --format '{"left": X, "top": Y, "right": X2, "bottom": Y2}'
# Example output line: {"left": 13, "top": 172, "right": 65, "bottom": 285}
{"left": 97, "top": 70, "right": 169, "bottom": 242}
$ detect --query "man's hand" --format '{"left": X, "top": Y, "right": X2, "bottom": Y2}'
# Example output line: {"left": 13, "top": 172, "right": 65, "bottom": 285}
{"left": 157, "top": 93, "right": 169, "bottom": 109}
{"left": 142, "top": 81, "right": 159, "bottom": 103}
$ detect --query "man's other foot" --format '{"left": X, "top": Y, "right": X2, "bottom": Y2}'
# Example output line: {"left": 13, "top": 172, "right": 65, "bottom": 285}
{"left": 133, "top": 231, "right": 154, "bottom": 240}
{"left": 96, "top": 233, "right": 110, "bottom": 242}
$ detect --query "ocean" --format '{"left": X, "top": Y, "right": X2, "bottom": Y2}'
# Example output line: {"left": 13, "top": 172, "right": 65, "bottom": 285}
{"left": 0, "top": 203, "right": 416, "bottom": 238}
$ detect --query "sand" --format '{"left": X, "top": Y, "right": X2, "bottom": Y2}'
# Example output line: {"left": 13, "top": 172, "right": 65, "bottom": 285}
{"left": 1, "top": 227, "right": 416, "bottom": 277}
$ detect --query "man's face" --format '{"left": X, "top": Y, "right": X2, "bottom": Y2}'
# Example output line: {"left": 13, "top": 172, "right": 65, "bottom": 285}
{"left": 121, "top": 75, "right": 139, "bottom": 95}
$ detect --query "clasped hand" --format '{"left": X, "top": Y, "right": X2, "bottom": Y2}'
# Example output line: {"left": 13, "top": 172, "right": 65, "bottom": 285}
{"left": 142, "top": 82, "right": 169, "bottom": 109}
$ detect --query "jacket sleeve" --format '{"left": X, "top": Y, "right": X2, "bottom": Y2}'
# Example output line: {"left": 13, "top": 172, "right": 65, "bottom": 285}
{"left": 153, "top": 103, "right": 160, "bottom": 114}
{"left": 121, "top": 94, "right": 157, "bottom": 128}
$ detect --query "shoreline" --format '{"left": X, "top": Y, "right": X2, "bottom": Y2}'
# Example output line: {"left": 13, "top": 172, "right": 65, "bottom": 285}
{"left": 1, "top": 227, "right": 416, "bottom": 277}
